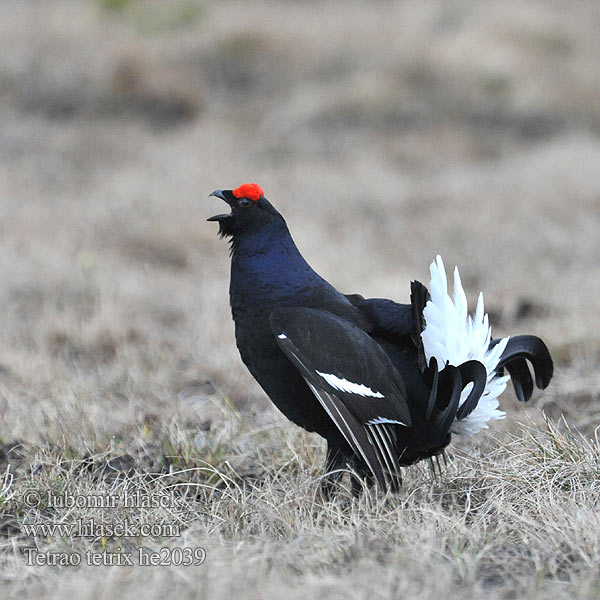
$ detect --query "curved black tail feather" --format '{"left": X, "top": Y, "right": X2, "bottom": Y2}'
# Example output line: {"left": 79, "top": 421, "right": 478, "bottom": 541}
{"left": 399, "top": 360, "right": 486, "bottom": 466}
{"left": 432, "top": 365, "right": 462, "bottom": 441}
{"left": 456, "top": 360, "right": 488, "bottom": 420}
{"left": 491, "top": 335, "right": 553, "bottom": 402}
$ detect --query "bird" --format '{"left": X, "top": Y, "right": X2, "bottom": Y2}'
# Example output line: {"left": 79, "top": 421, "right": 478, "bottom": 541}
{"left": 208, "top": 182, "right": 553, "bottom": 495}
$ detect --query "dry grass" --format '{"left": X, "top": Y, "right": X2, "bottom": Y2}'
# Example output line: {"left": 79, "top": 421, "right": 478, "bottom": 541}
{"left": 2, "top": 419, "right": 600, "bottom": 598}
{"left": 1, "top": 0, "right": 600, "bottom": 597}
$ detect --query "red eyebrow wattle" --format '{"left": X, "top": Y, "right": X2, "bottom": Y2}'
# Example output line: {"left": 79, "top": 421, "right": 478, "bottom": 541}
{"left": 233, "top": 183, "right": 264, "bottom": 202}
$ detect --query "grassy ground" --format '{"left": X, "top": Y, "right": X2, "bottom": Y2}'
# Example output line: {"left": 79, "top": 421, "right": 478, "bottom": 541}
{"left": 1, "top": 0, "right": 600, "bottom": 597}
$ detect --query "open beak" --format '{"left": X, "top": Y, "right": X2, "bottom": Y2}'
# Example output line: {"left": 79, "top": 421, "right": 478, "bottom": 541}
{"left": 208, "top": 189, "right": 233, "bottom": 222}
{"left": 209, "top": 190, "right": 228, "bottom": 202}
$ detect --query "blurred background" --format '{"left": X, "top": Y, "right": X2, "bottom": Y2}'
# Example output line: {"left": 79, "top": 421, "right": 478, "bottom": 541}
{"left": 1, "top": 0, "right": 599, "bottom": 449}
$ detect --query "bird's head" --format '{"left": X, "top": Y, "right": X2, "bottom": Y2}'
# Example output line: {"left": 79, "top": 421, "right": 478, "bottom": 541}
{"left": 208, "top": 183, "right": 285, "bottom": 240}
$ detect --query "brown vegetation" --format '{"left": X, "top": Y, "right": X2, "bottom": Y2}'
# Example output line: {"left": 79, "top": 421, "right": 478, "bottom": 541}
{"left": 1, "top": 1, "right": 599, "bottom": 597}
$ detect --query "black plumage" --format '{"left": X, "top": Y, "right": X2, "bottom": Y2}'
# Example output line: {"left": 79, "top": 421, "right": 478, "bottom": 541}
{"left": 208, "top": 184, "right": 554, "bottom": 494}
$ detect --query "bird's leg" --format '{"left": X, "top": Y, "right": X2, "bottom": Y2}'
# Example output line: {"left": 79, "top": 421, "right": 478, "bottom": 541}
{"left": 434, "top": 454, "right": 443, "bottom": 478}
{"left": 350, "top": 465, "right": 374, "bottom": 497}
{"left": 321, "top": 440, "right": 377, "bottom": 498}
{"left": 441, "top": 450, "right": 448, "bottom": 468}
{"left": 428, "top": 457, "right": 437, "bottom": 480}
{"left": 319, "top": 442, "right": 349, "bottom": 499}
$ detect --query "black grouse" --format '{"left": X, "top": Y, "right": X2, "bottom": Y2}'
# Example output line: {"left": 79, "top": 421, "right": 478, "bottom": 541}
{"left": 208, "top": 182, "right": 553, "bottom": 494}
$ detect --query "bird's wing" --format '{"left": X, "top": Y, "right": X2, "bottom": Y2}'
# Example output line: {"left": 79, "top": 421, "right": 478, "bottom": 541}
{"left": 269, "top": 306, "right": 411, "bottom": 488}
{"left": 345, "top": 296, "right": 414, "bottom": 340}
{"left": 345, "top": 286, "right": 430, "bottom": 373}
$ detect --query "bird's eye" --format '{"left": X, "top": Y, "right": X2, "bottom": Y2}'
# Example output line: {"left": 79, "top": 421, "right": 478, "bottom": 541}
{"left": 238, "top": 197, "right": 251, "bottom": 207}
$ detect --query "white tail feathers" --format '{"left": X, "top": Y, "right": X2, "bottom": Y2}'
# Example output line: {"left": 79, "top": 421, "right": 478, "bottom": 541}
{"left": 421, "top": 255, "right": 510, "bottom": 436}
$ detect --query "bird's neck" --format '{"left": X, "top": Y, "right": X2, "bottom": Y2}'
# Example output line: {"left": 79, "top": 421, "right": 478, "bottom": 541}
{"left": 229, "top": 225, "right": 323, "bottom": 309}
